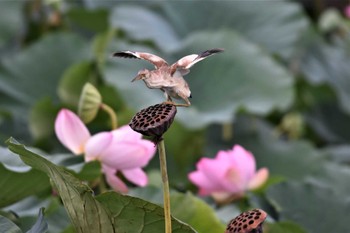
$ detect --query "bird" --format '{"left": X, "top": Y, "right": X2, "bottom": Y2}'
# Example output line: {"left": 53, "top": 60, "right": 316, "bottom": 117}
{"left": 113, "top": 48, "right": 224, "bottom": 107}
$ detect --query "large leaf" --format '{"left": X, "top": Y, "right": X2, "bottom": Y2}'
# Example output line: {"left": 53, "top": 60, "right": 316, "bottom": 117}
{"left": 112, "top": 1, "right": 309, "bottom": 58}
{"left": 166, "top": 1, "right": 309, "bottom": 57}
{"left": 58, "top": 61, "right": 95, "bottom": 107}
{"left": 299, "top": 32, "right": 350, "bottom": 114}
{"left": 105, "top": 30, "right": 294, "bottom": 128}
{"left": 2, "top": 197, "right": 50, "bottom": 218}
{"left": 170, "top": 192, "right": 225, "bottom": 233}
{"left": 266, "top": 221, "right": 307, "bottom": 233}
{"left": 129, "top": 187, "right": 225, "bottom": 233}
{"left": 0, "top": 148, "right": 50, "bottom": 208}
{"left": 0, "top": 147, "right": 31, "bottom": 172}
{"left": 307, "top": 162, "right": 350, "bottom": 197}
{"left": 305, "top": 101, "right": 350, "bottom": 143}
{"left": 26, "top": 208, "right": 48, "bottom": 233}
{"left": 0, "top": 32, "right": 91, "bottom": 141}
{"left": 215, "top": 204, "right": 241, "bottom": 225}
{"left": 0, "top": 32, "right": 91, "bottom": 106}
{"left": 0, "top": 1, "right": 23, "bottom": 48}
{"left": 3, "top": 196, "right": 71, "bottom": 233}
{"left": 29, "top": 98, "right": 58, "bottom": 141}
{"left": 0, "top": 163, "right": 50, "bottom": 208}
{"left": 267, "top": 180, "right": 350, "bottom": 233}
{"left": 111, "top": 5, "right": 180, "bottom": 52}
{"left": 0, "top": 88, "right": 32, "bottom": 142}
{"left": 6, "top": 138, "right": 196, "bottom": 233}
{"left": 0, "top": 215, "right": 22, "bottom": 233}
{"left": 323, "top": 144, "right": 350, "bottom": 164}
{"left": 96, "top": 192, "right": 196, "bottom": 233}
{"left": 6, "top": 138, "right": 114, "bottom": 233}
{"left": 42, "top": 197, "right": 71, "bottom": 233}
{"left": 66, "top": 8, "right": 109, "bottom": 33}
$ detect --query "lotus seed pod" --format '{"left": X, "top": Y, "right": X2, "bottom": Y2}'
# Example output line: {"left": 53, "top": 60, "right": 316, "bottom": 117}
{"left": 225, "top": 209, "right": 267, "bottom": 233}
{"left": 78, "top": 83, "right": 102, "bottom": 123}
{"left": 129, "top": 103, "right": 177, "bottom": 143}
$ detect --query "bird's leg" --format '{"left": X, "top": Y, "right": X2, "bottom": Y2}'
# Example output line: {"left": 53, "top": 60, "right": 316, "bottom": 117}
{"left": 173, "top": 101, "right": 191, "bottom": 107}
{"left": 164, "top": 98, "right": 191, "bottom": 107}
{"left": 162, "top": 101, "right": 190, "bottom": 107}
{"left": 162, "top": 96, "right": 176, "bottom": 106}
{"left": 172, "top": 103, "right": 191, "bottom": 107}
{"left": 162, "top": 93, "right": 191, "bottom": 107}
{"left": 162, "top": 93, "right": 176, "bottom": 105}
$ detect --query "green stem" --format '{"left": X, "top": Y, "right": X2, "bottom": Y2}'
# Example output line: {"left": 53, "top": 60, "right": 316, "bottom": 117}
{"left": 98, "top": 174, "right": 107, "bottom": 193}
{"left": 222, "top": 122, "right": 233, "bottom": 141}
{"left": 100, "top": 103, "right": 118, "bottom": 130}
{"left": 158, "top": 140, "right": 172, "bottom": 233}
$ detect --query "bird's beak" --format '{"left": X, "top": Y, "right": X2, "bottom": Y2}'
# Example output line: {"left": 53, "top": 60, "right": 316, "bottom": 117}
{"left": 131, "top": 74, "right": 143, "bottom": 82}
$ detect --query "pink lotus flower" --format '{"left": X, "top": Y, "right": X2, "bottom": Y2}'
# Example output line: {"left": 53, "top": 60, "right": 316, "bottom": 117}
{"left": 188, "top": 145, "right": 268, "bottom": 202}
{"left": 55, "top": 109, "right": 91, "bottom": 154}
{"left": 345, "top": 5, "right": 350, "bottom": 18}
{"left": 55, "top": 109, "right": 156, "bottom": 193}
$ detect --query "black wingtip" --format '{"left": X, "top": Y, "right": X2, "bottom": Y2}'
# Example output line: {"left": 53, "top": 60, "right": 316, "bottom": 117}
{"left": 112, "top": 51, "right": 138, "bottom": 59}
{"left": 113, "top": 51, "right": 124, "bottom": 57}
{"left": 210, "top": 48, "right": 225, "bottom": 53}
{"left": 199, "top": 48, "right": 224, "bottom": 58}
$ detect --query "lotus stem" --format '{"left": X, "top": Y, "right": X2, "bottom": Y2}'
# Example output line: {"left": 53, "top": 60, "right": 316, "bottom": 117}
{"left": 222, "top": 122, "right": 233, "bottom": 141}
{"left": 100, "top": 103, "right": 118, "bottom": 130}
{"left": 158, "top": 139, "right": 172, "bottom": 233}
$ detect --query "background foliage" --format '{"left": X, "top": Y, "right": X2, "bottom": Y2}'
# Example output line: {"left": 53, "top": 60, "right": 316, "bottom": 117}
{"left": 1, "top": 1, "right": 350, "bottom": 233}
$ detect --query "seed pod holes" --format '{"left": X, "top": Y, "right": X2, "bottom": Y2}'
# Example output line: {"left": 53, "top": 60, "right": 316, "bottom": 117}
{"left": 129, "top": 103, "right": 177, "bottom": 143}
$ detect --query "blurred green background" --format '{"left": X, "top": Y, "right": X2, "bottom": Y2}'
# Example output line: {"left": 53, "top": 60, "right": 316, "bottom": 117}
{"left": 1, "top": 0, "right": 350, "bottom": 233}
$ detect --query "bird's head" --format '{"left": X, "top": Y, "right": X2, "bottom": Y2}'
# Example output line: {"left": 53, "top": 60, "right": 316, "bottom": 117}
{"left": 131, "top": 69, "right": 149, "bottom": 82}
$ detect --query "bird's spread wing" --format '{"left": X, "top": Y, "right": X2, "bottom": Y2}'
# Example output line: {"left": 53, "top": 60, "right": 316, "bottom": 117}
{"left": 170, "top": 48, "right": 224, "bottom": 76}
{"left": 113, "top": 51, "right": 168, "bottom": 69}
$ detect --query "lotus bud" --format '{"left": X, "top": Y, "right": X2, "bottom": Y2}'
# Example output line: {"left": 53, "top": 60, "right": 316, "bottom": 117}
{"left": 78, "top": 83, "right": 102, "bottom": 123}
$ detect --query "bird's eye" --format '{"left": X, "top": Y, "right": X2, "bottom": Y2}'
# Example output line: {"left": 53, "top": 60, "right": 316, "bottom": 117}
{"left": 189, "top": 94, "right": 192, "bottom": 98}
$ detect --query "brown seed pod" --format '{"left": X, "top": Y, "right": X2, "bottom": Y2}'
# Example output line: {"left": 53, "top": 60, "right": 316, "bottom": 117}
{"left": 129, "top": 103, "right": 177, "bottom": 143}
{"left": 225, "top": 209, "right": 267, "bottom": 233}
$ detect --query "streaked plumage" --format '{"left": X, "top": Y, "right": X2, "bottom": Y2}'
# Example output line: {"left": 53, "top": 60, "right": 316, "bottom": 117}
{"left": 113, "top": 48, "right": 224, "bottom": 107}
